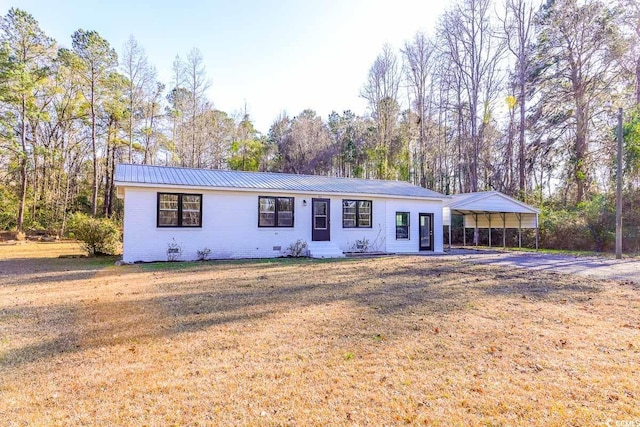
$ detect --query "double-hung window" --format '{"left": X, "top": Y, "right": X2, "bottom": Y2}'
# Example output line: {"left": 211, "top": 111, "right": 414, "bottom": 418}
{"left": 396, "top": 212, "right": 410, "bottom": 239}
{"left": 259, "top": 196, "right": 294, "bottom": 227}
{"left": 157, "top": 193, "right": 202, "bottom": 227}
{"left": 342, "top": 200, "right": 372, "bottom": 228}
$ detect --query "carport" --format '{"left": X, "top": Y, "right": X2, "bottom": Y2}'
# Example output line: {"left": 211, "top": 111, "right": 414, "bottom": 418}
{"left": 442, "top": 191, "right": 540, "bottom": 250}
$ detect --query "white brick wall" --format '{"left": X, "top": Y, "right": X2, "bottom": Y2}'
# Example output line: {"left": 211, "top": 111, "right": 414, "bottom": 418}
{"left": 122, "top": 186, "right": 443, "bottom": 262}
{"left": 385, "top": 199, "right": 444, "bottom": 253}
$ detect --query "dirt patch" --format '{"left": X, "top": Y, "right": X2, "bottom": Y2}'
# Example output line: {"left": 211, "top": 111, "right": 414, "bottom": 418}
{"left": 1, "top": 243, "right": 639, "bottom": 425}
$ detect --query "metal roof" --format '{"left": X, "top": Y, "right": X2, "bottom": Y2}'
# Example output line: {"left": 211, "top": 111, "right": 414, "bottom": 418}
{"left": 443, "top": 191, "right": 539, "bottom": 213}
{"left": 115, "top": 164, "right": 446, "bottom": 199}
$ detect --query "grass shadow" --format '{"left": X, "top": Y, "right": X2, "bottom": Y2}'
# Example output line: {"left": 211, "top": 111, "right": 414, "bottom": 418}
{"left": 0, "top": 255, "right": 612, "bottom": 369}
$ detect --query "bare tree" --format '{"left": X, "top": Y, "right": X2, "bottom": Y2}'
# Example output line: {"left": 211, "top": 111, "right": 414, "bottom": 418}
{"left": 534, "top": 0, "right": 625, "bottom": 203}
{"left": 402, "top": 32, "right": 436, "bottom": 188}
{"left": 361, "top": 44, "right": 402, "bottom": 179}
{"left": 184, "top": 48, "right": 210, "bottom": 168}
{"left": 617, "top": 0, "right": 640, "bottom": 106}
{"left": 276, "top": 110, "right": 333, "bottom": 175}
{"left": 502, "top": 0, "right": 537, "bottom": 198}
{"left": 121, "top": 35, "right": 156, "bottom": 163}
{"left": 140, "top": 81, "right": 165, "bottom": 164}
{"left": 166, "top": 55, "right": 186, "bottom": 165}
{"left": 438, "top": 0, "right": 506, "bottom": 192}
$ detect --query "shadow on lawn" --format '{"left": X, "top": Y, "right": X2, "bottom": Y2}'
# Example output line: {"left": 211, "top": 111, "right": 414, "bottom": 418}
{"left": 0, "top": 256, "right": 133, "bottom": 287}
{"left": 0, "top": 256, "right": 604, "bottom": 368}
{"left": 0, "top": 256, "right": 121, "bottom": 280}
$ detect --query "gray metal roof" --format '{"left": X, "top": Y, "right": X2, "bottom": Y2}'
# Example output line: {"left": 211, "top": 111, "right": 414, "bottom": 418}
{"left": 115, "top": 164, "right": 445, "bottom": 199}
{"left": 444, "top": 191, "right": 539, "bottom": 213}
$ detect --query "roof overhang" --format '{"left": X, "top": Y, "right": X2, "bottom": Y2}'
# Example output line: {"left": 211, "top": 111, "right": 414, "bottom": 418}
{"left": 444, "top": 191, "right": 539, "bottom": 214}
{"left": 114, "top": 181, "right": 447, "bottom": 202}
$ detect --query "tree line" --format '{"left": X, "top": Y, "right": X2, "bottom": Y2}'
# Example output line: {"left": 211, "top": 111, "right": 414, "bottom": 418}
{"left": 1, "top": 0, "right": 640, "bottom": 250}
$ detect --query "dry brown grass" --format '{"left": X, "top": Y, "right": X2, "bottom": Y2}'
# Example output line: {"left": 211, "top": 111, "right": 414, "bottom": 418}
{"left": 1, "top": 242, "right": 639, "bottom": 426}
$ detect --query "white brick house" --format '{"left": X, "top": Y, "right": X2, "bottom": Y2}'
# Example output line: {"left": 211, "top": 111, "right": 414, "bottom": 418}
{"left": 115, "top": 164, "right": 446, "bottom": 262}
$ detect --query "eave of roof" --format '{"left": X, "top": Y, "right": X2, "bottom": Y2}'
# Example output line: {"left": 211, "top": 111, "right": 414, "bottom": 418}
{"left": 114, "top": 164, "right": 446, "bottom": 201}
{"left": 443, "top": 191, "right": 540, "bottom": 213}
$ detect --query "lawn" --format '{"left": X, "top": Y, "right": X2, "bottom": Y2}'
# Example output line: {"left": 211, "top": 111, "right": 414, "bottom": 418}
{"left": 0, "top": 242, "right": 638, "bottom": 426}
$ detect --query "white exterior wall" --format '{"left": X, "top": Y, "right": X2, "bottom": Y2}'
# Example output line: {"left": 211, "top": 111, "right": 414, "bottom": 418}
{"left": 385, "top": 199, "right": 444, "bottom": 253}
{"left": 333, "top": 197, "right": 386, "bottom": 253}
{"left": 122, "top": 186, "right": 443, "bottom": 262}
{"left": 443, "top": 207, "right": 451, "bottom": 227}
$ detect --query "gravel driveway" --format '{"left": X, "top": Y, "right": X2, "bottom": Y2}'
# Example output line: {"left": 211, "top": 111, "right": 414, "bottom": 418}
{"left": 443, "top": 248, "right": 640, "bottom": 284}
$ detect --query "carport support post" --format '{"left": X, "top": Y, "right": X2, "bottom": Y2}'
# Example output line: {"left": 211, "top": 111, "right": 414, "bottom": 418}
{"left": 517, "top": 213, "right": 522, "bottom": 249}
{"left": 501, "top": 213, "right": 506, "bottom": 248}
{"left": 463, "top": 215, "right": 467, "bottom": 247}
{"left": 488, "top": 214, "right": 492, "bottom": 248}
{"left": 474, "top": 214, "right": 478, "bottom": 247}
{"left": 448, "top": 224, "right": 452, "bottom": 250}
{"left": 536, "top": 214, "right": 540, "bottom": 252}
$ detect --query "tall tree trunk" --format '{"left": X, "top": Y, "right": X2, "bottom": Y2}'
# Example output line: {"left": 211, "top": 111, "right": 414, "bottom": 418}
{"left": 128, "top": 102, "right": 133, "bottom": 163}
{"left": 518, "top": 36, "right": 527, "bottom": 197}
{"left": 91, "top": 72, "right": 98, "bottom": 216}
{"left": 575, "top": 114, "right": 588, "bottom": 204}
{"left": 636, "top": 56, "right": 640, "bottom": 105}
{"left": 60, "top": 163, "right": 72, "bottom": 237}
{"left": 17, "top": 95, "right": 28, "bottom": 233}
{"left": 470, "top": 3, "right": 479, "bottom": 193}
{"left": 573, "top": 84, "right": 588, "bottom": 204}
{"left": 108, "top": 144, "right": 116, "bottom": 217}
{"left": 518, "top": 72, "right": 526, "bottom": 196}
{"left": 103, "top": 125, "right": 111, "bottom": 217}
{"left": 506, "top": 106, "right": 515, "bottom": 193}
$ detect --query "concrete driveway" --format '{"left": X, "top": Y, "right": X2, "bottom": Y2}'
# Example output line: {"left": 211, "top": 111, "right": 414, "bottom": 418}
{"left": 443, "top": 248, "right": 640, "bottom": 284}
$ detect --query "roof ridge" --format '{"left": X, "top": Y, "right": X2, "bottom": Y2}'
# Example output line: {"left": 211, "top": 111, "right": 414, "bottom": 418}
{"left": 115, "top": 164, "right": 447, "bottom": 199}
{"left": 119, "top": 163, "right": 426, "bottom": 186}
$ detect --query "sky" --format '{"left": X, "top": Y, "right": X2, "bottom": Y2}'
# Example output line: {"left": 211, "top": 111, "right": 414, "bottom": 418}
{"left": 2, "top": 0, "right": 451, "bottom": 133}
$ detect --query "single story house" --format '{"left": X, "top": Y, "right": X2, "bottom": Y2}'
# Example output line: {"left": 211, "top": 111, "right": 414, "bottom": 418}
{"left": 114, "top": 164, "right": 446, "bottom": 262}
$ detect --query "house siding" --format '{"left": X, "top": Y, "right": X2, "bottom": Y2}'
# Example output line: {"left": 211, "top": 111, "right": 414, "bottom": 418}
{"left": 385, "top": 199, "right": 444, "bottom": 253}
{"left": 122, "top": 186, "right": 444, "bottom": 262}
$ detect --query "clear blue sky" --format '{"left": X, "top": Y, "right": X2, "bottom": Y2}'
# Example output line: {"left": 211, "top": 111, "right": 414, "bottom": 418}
{"left": 2, "top": 0, "right": 450, "bottom": 133}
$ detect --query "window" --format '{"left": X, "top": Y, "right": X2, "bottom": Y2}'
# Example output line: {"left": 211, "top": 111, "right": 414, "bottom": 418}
{"left": 342, "top": 199, "right": 372, "bottom": 228}
{"left": 396, "top": 212, "right": 410, "bottom": 239}
{"left": 313, "top": 200, "right": 328, "bottom": 229}
{"left": 157, "top": 193, "right": 202, "bottom": 227}
{"left": 258, "top": 196, "right": 294, "bottom": 227}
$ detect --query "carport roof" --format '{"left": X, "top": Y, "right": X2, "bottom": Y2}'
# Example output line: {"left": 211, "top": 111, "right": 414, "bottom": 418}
{"left": 444, "top": 191, "right": 539, "bottom": 214}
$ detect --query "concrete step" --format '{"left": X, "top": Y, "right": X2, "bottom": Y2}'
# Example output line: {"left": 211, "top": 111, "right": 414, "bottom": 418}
{"left": 308, "top": 242, "right": 345, "bottom": 259}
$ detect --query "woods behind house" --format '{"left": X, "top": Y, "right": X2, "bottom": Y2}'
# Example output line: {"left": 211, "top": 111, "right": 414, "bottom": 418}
{"left": 1, "top": 0, "right": 640, "bottom": 251}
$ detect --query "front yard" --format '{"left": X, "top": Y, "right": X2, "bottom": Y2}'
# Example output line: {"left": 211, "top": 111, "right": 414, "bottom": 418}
{"left": 0, "top": 242, "right": 638, "bottom": 426}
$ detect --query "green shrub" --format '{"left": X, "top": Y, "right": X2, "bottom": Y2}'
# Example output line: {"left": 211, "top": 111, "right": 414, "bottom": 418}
{"left": 68, "top": 213, "right": 121, "bottom": 256}
{"left": 538, "top": 194, "right": 617, "bottom": 252}
{"left": 538, "top": 206, "right": 591, "bottom": 250}
{"left": 0, "top": 188, "right": 18, "bottom": 230}
{"left": 580, "top": 194, "right": 615, "bottom": 252}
